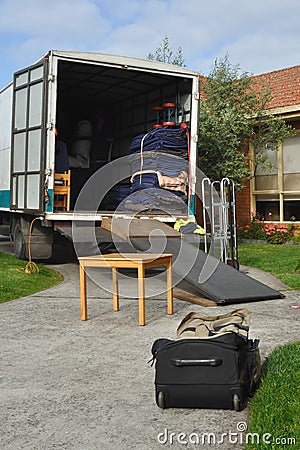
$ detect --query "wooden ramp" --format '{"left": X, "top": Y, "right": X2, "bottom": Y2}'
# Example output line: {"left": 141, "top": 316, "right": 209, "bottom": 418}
{"left": 100, "top": 218, "right": 285, "bottom": 304}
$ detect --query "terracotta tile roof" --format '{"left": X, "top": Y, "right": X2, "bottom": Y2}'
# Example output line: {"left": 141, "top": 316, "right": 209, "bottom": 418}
{"left": 199, "top": 66, "right": 300, "bottom": 111}
{"left": 252, "top": 65, "right": 300, "bottom": 110}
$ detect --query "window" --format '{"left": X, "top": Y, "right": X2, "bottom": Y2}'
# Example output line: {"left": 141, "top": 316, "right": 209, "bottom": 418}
{"left": 252, "top": 131, "right": 300, "bottom": 222}
{"left": 256, "top": 195, "right": 279, "bottom": 221}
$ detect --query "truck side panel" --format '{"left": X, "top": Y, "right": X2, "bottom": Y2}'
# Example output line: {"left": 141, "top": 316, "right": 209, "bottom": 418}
{"left": 0, "top": 84, "right": 13, "bottom": 209}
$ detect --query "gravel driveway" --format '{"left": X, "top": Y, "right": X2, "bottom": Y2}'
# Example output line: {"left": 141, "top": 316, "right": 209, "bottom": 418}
{"left": 0, "top": 236, "right": 299, "bottom": 450}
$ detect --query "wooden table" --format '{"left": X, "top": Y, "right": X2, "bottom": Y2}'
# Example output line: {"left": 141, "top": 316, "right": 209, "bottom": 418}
{"left": 78, "top": 253, "right": 173, "bottom": 326}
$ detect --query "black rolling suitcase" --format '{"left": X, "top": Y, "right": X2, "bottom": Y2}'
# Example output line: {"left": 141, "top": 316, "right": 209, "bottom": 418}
{"left": 151, "top": 309, "right": 260, "bottom": 411}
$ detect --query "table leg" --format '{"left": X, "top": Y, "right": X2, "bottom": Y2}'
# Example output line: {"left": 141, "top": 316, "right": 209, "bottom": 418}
{"left": 112, "top": 267, "right": 119, "bottom": 312}
{"left": 138, "top": 263, "right": 146, "bottom": 326}
{"left": 79, "top": 263, "right": 87, "bottom": 320}
{"left": 166, "top": 257, "right": 173, "bottom": 315}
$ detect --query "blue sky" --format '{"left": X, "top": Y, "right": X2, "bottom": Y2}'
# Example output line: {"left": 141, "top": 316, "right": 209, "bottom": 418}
{"left": 1, "top": 0, "right": 300, "bottom": 87}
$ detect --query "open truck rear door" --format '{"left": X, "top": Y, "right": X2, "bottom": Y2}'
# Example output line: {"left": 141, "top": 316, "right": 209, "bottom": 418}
{"left": 11, "top": 58, "right": 48, "bottom": 213}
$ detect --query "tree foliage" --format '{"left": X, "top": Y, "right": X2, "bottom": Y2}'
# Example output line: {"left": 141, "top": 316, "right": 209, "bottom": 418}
{"left": 199, "top": 55, "right": 295, "bottom": 188}
{"left": 147, "top": 36, "right": 185, "bottom": 66}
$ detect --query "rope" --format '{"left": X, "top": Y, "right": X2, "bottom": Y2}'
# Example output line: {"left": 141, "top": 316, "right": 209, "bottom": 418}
{"left": 138, "top": 127, "right": 164, "bottom": 181}
{"left": 24, "top": 218, "right": 40, "bottom": 274}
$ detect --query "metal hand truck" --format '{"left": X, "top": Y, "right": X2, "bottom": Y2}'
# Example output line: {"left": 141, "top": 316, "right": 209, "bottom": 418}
{"left": 201, "top": 177, "right": 239, "bottom": 269}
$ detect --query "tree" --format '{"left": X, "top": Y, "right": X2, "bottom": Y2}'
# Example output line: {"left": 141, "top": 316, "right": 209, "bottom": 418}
{"left": 199, "top": 55, "right": 294, "bottom": 188}
{"left": 147, "top": 36, "right": 185, "bottom": 67}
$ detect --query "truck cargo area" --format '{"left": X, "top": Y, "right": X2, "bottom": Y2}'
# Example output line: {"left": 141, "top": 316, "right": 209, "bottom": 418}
{"left": 54, "top": 54, "right": 195, "bottom": 214}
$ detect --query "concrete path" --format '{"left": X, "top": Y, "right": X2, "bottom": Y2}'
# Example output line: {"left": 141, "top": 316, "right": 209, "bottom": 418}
{"left": 0, "top": 236, "right": 299, "bottom": 450}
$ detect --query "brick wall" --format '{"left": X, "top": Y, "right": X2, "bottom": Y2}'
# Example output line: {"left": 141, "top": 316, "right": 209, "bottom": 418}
{"left": 194, "top": 180, "right": 252, "bottom": 227}
{"left": 236, "top": 179, "right": 251, "bottom": 225}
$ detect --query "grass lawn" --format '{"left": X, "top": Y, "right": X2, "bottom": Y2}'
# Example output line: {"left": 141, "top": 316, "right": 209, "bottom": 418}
{"left": 238, "top": 243, "right": 300, "bottom": 449}
{"left": 238, "top": 243, "right": 300, "bottom": 289}
{"left": 0, "top": 252, "right": 64, "bottom": 303}
{"left": 246, "top": 341, "right": 300, "bottom": 450}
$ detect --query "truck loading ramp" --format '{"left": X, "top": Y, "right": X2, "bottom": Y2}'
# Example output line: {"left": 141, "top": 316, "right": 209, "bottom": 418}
{"left": 101, "top": 218, "right": 284, "bottom": 305}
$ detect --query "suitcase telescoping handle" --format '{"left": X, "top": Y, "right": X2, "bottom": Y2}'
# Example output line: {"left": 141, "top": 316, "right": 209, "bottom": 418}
{"left": 171, "top": 358, "right": 223, "bottom": 367}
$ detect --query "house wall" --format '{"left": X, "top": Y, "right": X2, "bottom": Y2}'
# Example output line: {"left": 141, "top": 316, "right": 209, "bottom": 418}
{"left": 197, "top": 66, "right": 300, "bottom": 227}
{"left": 235, "top": 67, "right": 300, "bottom": 225}
{"left": 236, "top": 180, "right": 251, "bottom": 224}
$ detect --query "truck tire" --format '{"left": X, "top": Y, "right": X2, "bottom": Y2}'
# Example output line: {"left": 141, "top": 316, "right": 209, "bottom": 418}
{"left": 13, "top": 223, "right": 27, "bottom": 260}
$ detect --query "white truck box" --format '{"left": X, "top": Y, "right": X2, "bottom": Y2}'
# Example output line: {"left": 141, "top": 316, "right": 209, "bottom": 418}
{"left": 0, "top": 50, "right": 200, "bottom": 259}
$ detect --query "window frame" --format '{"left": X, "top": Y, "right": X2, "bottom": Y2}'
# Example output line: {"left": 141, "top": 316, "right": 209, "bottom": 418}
{"left": 250, "top": 129, "right": 300, "bottom": 222}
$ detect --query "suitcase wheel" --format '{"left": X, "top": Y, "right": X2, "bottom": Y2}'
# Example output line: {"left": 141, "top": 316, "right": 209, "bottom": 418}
{"left": 157, "top": 391, "right": 165, "bottom": 409}
{"left": 232, "top": 393, "right": 240, "bottom": 411}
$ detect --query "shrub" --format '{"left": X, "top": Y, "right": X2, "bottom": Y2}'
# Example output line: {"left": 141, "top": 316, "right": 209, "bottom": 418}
{"left": 264, "top": 223, "right": 293, "bottom": 244}
{"left": 238, "top": 217, "right": 294, "bottom": 244}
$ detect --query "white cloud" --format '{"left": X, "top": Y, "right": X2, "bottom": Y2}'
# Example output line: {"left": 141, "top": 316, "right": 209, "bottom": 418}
{"left": 0, "top": 0, "right": 111, "bottom": 84}
{"left": 0, "top": 0, "right": 109, "bottom": 36}
{"left": 92, "top": 0, "right": 143, "bottom": 23}
{"left": 221, "top": 32, "right": 300, "bottom": 75}
{"left": 1, "top": 0, "right": 300, "bottom": 86}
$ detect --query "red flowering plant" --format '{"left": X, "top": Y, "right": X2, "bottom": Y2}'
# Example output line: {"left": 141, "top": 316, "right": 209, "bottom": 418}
{"left": 238, "top": 212, "right": 294, "bottom": 244}
{"left": 264, "top": 223, "right": 294, "bottom": 244}
{"left": 238, "top": 212, "right": 267, "bottom": 240}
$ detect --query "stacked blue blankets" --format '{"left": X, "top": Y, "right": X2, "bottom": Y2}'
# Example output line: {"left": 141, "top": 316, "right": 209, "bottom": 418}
{"left": 131, "top": 172, "right": 160, "bottom": 193}
{"left": 120, "top": 127, "right": 189, "bottom": 213}
{"left": 130, "top": 151, "right": 188, "bottom": 176}
{"left": 122, "top": 188, "right": 188, "bottom": 213}
{"left": 130, "top": 127, "right": 188, "bottom": 156}
{"left": 107, "top": 184, "right": 131, "bottom": 210}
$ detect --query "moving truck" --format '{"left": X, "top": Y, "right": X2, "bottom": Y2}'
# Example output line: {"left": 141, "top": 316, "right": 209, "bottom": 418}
{"left": 0, "top": 50, "right": 200, "bottom": 260}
